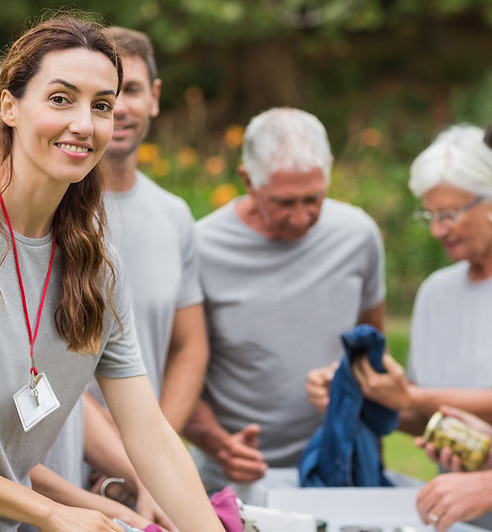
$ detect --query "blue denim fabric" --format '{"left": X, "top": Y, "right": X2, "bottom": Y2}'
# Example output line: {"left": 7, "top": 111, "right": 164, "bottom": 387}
{"left": 298, "top": 324, "right": 399, "bottom": 487}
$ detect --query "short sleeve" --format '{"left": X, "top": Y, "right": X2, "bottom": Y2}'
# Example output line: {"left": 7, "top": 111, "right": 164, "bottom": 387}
{"left": 94, "top": 248, "right": 147, "bottom": 379}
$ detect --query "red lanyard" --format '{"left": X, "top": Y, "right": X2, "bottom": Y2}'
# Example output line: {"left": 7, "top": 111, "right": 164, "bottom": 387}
{"left": 0, "top": 195, "right": 57, "bottom": 377}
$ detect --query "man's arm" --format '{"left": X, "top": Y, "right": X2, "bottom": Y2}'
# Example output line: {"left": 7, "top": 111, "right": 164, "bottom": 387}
{"left": 83, "top": 392, "right": 178, "bottom": 530}
{"left": 97, "top": 374, "right": 226, "bottom": 532}
{"left": 160, "top": 303, "right": 209, "bottom": 434}
{"left": 357, "top": 300, "right": 385, "bottom": 332}
{"left": 183, "top": 399, "right": 268, "bottom": 483}
{"left": 84, "top": 392, "right": 135, "bottom": 491}
{"left": 183, "top": 400, "right": 231, "bottom": 458}
{"left": 398, "top": 408, "right": 430, "bottom": 436}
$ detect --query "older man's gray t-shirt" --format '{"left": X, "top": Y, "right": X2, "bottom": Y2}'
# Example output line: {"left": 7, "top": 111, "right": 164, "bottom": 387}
{"left": 196, "top": 197, "right": 386, "bottom": 472}
{"left": 0, "top": 228, "right": 145, "bottom": 532}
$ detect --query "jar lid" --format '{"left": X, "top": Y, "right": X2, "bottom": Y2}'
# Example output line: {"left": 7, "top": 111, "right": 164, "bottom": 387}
{"left": 423, "top": 411, "right": 443, "bottom": 443}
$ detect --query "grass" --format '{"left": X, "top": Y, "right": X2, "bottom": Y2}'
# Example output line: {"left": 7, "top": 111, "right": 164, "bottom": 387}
{"left": 382, "top": 315, "right": 438, "bottom": 483}
{"left": 383, "top": 430, "right": 438, "bottom": 482}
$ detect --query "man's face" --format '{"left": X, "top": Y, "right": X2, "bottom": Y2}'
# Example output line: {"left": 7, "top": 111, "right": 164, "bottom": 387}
{"left": 248, "top": 166, "right": 328, "bottom": 240}
{"left": 105, "top": 54, "right": 160, "bottom": 159}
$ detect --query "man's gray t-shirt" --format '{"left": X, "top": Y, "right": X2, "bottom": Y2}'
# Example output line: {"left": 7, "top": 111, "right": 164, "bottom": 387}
{"left": 407, "top": 260, "right": 492, "bottom": 387}
{"left": 103, "top": 171, "right": 203, "bottom": 397}
{"left": 0, "top": 228, "right": 146, "bottom": 532}
{"left": 195, "top": 197, "right": 386, "bottom": 472}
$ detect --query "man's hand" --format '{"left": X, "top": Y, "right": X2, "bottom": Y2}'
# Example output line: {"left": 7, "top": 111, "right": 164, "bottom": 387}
{"left": 351, "top": 352, "right": 411, "bottom": 410}
{"left": 305, "top": 362, "right": 339, "bottom": 414}
{"left": 417, "top": 471, "right": 492, "bottom": 532}
{"left": 217, "top": 424, "right": 268, "bottom": 483}
{"left": 90, "top": 474, "right": 176, "bottom": 531}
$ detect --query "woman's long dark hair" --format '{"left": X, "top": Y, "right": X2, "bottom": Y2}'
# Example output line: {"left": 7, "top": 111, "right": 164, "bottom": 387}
{"left": 0, "top": 13, "right": 123, "bottom": 354}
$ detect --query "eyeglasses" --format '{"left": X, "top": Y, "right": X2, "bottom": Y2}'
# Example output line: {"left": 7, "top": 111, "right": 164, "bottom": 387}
{"left": 413, "top": 196, "right": 485, "bottom": 225}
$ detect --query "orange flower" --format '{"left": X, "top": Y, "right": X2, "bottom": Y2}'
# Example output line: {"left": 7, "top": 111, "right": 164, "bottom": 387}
{"left": 205, "top": 156, "right": 225, "bottom": 175}
{"left": 138, "top": 143, "right": 159, "bottom": 164}
{"left": 360, "top": 128, "right": 382, "bottom": 147}
{"left": 210, "top": 183, "right": 239, "bottom": 209}
{"left": 152, "top": 158, "right": 170, "bottom": 177}
{"left": 177, "top": 146, "right": 198, "bottom": 168}
{"left": 224, "top": 124, "right": 245, "bottom": 149}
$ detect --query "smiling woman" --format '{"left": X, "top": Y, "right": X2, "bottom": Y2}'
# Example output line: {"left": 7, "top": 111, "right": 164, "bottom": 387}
{"left": 347, "top": 125, "right": 492, "bottom": 527}
{"left": 0, "top": 13, "right": 225, "bottom": 532}
{"left": 2, "top": 47, "right": 118, "bottom": 210}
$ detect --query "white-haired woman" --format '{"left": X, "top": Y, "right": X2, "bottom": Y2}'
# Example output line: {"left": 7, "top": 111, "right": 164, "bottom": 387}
{"left": 310, "top": 124, "right": 492, "bottom": 415}
{"left": 307, "top": 124, "right": 492, "bottom": 520}
{"left": 347, "top": 123, "right": 492, "bottom": 525}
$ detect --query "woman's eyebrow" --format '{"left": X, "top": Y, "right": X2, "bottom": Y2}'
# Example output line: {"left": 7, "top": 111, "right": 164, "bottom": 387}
{"left": 49, "top": 78, "right": 78, "bottom": 92}
{"left": 49, "top": 78, "right": 116, "bottom": 97}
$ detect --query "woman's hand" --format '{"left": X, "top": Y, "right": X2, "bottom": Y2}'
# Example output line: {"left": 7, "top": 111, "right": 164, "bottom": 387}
{"left": 39, "top": 504, "right": 125, "bottom": 532}
{"left": 352, "top": 353, "right": 410, "bottom": 410}
{"left": 415, "top": 405, "right": 492, "bottom": 471}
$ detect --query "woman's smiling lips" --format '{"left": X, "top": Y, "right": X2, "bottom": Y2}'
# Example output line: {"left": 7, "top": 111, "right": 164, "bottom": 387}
{"left": 56, "top": 142, "right": 92, "bottom": 159}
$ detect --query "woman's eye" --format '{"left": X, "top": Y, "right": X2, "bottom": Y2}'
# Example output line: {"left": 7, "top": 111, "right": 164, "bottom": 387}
{"left": 93, "top": 102, "right": 113, "bottom": 112}
{"left": 50, "top": 95, "right": 69, "bottom": 105}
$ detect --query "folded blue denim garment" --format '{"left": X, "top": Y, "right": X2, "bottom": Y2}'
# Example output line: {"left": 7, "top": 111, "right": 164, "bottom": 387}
{"left": 298, "top": 324, "right": 399, "bottom": 487}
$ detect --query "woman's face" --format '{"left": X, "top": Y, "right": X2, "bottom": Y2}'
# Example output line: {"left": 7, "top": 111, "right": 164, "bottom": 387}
{"left": 0, "top": 47, "right": 118, "bottom": 189}
{"left": 422, "top": 183, "right": 492, "bottom": 264}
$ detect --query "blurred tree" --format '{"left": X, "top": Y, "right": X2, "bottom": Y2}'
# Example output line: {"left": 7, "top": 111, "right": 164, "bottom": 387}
{"left": 3, "top": 0, "right": 492, "bottom": 135}
{"left": 3, "top": 0, "right": 492, "bottom": 315}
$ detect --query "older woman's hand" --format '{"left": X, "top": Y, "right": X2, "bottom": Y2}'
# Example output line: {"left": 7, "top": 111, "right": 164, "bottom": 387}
{"left": 415, "top": 405, "right": 492, "bottom": 472}
{"left": 414, "top": 436, "right": 461, "bottom": 472}
{"left": 351, "top": 353, "right": 411, "bottom": 410}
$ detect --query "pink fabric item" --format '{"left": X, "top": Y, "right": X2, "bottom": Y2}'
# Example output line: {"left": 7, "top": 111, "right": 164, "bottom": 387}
{"left": 144, "top": 525, "right": 164, "bottom": 532}
{"left": 210, "top": 486, "right": 244, "bottom": 532}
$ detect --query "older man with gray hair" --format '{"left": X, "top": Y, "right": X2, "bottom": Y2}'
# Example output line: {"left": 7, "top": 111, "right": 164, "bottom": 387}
{"left": 184, "top": 107, "right": 386, "bottom": 493}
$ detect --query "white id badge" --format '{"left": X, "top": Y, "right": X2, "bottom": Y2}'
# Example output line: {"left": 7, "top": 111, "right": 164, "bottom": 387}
{"left": 13, "top": 374, "right": 60, "bottom": 432}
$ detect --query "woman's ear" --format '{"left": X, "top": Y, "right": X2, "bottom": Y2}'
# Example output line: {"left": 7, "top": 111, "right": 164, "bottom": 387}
{"left": 0, "top": 90, "right": 17, "bottom": 127}
{"left": 150, "top": 79, "right": 161, "bottom": 118}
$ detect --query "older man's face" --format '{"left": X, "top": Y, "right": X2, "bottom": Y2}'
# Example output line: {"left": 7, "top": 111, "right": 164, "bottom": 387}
{"left": 252, "top": 167, "right": 327, "bottom": 240}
